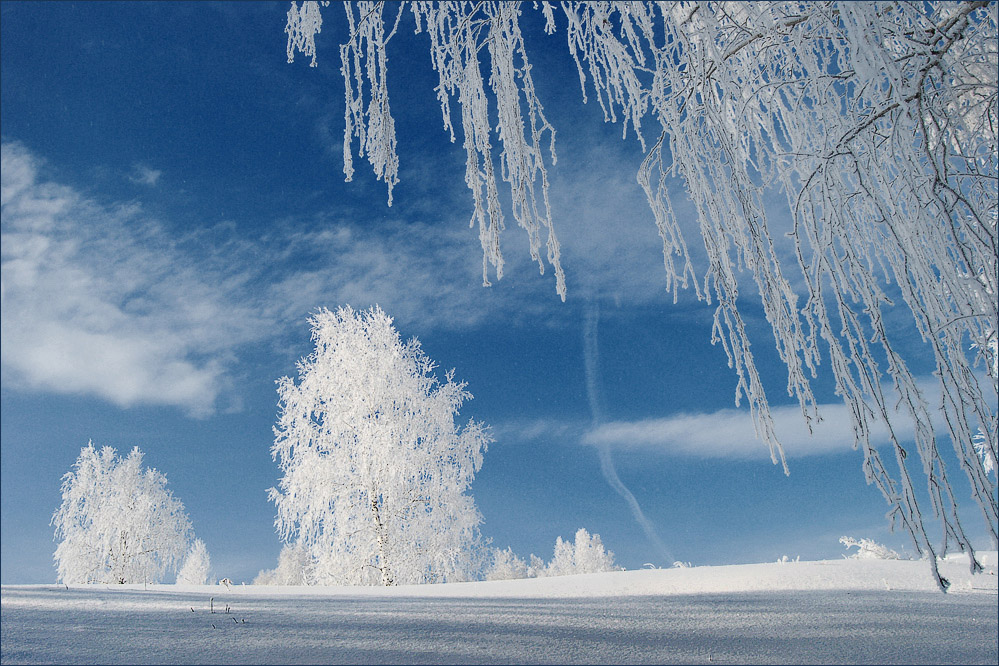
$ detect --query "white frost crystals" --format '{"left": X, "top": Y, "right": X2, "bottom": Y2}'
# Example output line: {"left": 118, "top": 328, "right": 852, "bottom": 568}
{"left": 545, "top": 528, "right": 619, "bottom": 577}
{"left": 52, "top": 443, "right": 198, "bottom": 585}
{"left": 839, "top": 536, "right": 902, "bottom": 561}
{"left": 268, "top": 305, "right": 491, "bottom": 585}
{"left": 176, "top": 538, "right": 212, "bottom": 586}
{"left": 487, "top": 529, "right": 620, "bottom": 580}
{"left": 286, "top": 1, "right": 998, "bottom": 592}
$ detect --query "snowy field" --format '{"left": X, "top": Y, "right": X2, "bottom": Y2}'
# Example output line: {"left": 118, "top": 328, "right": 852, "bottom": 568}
{"left": 3, "top": 554, "right": 996, "bottom": 665}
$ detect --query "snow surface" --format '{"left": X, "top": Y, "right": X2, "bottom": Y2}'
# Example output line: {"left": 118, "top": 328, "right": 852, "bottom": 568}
{"left": 2, "top": 554, "right": 996, "bottom": 664}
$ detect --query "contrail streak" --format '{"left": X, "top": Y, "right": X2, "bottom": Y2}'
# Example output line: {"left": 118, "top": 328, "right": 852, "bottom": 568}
{"left": 583, "top": 299, "right": 674, "bottom": 565}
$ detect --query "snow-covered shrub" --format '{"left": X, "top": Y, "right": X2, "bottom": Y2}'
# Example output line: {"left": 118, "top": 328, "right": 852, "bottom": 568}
{"left": 543, "top": 529, "right": 619, "bottom": 577}
{"left": 251, "top": 570, "right": 274, "bottom": 586}
{"left": 485, "top": 547, "right": 529, "bottom": 581}
{"left": 52, "top": 442, "right": 194, "bottom": 585}
{"left": 176, "top": 539, "right": 212, "bottom": 585}
{"left": 546, "top": 535, "right": 576, "bottom": 577}
{"left": 569, "top": 528, "right": 619, "bottom": 574}
{"left": 268, "top": 306, "right": 492, "bottom": 586}
{"left": 253, "top": 543, "right": 313, "bottom": 586}
{"left": 840, "top": 537, "right": 901, "bottom": 560}
{"left": 527, "top": 554, "right": 548, "bottom": 579}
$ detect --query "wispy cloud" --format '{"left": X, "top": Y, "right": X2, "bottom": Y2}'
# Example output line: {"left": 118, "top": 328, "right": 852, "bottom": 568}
{"left": 128, "top": 164, "right": 162, "bottom": 186}
{"left": 582, "top": 401, "right": 914, "bottom": 460}
{"left": 260, "top": 217, "right": 516, "bottom": 333}
{"left": 1, "top": 142, "right": 264, "bottom": 416}
{"left": 0, "top": 143, "right": 550, "bottom": 414}
{"left": 0, "top": 137, "right": 744, "bottom": 417}
{"left": 489, "top": 417, "right": 586, "bottom": 446}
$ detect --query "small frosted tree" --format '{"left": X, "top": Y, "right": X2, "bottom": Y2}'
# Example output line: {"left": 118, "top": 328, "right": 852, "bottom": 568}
{"left": 546, "top": 528, "right": 619, "bottom": 576}
{"left": 485, "top": 547, "right": 529, "bottom": 581}
{"left": 284, "top": 1, "right": 998, "bottom": 591}
{"left": 546, "top": 535, "right": 577, "bottom": 578}
{"left": 177, "top": 538, "right": 212, "bottom": 585}
{"left": 269, "top": 305, "right": 491, "bottom": 585}
{"left": 528, "top": 553, "right": 548, "bottom": 579}
{"left": 253, "top": 542, "right": 313, "bottom": 585}
{"left": 52, "top": 442, "right": 193, "bottom": 585}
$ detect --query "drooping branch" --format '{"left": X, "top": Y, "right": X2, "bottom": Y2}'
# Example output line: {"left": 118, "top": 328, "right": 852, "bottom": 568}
{"left": 284, "top": 1, "right": 998, "bottom": 590}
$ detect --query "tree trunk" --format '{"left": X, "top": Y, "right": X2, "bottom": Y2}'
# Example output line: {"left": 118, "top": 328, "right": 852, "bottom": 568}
{"left": 370, "top": 492, "right": 394, "bottom": 586}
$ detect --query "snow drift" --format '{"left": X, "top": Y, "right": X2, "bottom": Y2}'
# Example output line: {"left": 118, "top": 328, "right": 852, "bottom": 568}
{"left": 2, "top": 554, "right": 996, "bottom": 664}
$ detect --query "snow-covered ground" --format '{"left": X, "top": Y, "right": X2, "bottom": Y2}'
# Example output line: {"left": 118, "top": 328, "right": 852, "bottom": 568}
{"left": 3, "top": 553, "right": 996, "bottom": 664}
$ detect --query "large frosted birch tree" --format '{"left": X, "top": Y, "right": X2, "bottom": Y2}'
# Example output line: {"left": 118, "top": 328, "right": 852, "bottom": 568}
{"left": 269, "top": 306, "right": 490, "bottom": 585}
{"left": 284, "top": 1, "right": 998, "bottom": 590}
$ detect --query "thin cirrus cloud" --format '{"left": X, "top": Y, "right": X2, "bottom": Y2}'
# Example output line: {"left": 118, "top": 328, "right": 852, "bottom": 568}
{"left": 260, "top": 218, "right": 517, "bottom": 333}
{"left": 128, "top": 164, "right": 162, "bottom": 186}
{"left": 0, "top": 142, "right": 539, "bottom": 415}
{"left": 581, "top": 401, "right": 917, "bottom": 460}
{"left": 1, "top": 137, "right": 749, "bottom": 417}
{"left": 1, "top": 142, "right": 265, "bottom": 416}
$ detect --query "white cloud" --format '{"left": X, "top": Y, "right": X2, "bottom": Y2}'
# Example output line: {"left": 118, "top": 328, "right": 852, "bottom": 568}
{"left": 0, "top": 142, "right": 546, "bottom": 414}
{"left": 1, "top": 142, "right": 263, "bottom": 416}
{"left": 582, "top": 401, "right": 915, "bottom": 461}
{"left": 490, "top": 417, "right": 585, "bottom": 446}
{"left": 0, "top": 139, "right": 728, "bottom": 416}
{"left": 128, "top": 164, "right": 162, "bottom": 186}
{"left": 259, "top": 215, "right": 551, "bottom": 334}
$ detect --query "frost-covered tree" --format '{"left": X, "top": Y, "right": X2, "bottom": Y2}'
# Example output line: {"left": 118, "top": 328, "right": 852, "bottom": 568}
{"left": 253, "top": 542, "right": 312, "bottom": 585}
{"left": 285, "top": 1, "right": 997, "bottom": 590}
{"left": 177, "top": 538, "right": 212, "bottom": 585}
{"left": 485, "top": 546, "right": 529, "bottom": 581}
{"left": 52, "top": 443, "right": 193, "bottom": 585}
{"left": 546, "top": 528, "right": 619, "bottom": 576}
{"left": 515, "top": 529, "right": 619, "bottom": 578}
{"left": 528, "top": 553, "right": 548, "bottom": 579}
{"left": 269, "top": 305, "right": 491, "bottom": 586}
{"left": 546, "top": 535, "right": 578, "bottom": 578}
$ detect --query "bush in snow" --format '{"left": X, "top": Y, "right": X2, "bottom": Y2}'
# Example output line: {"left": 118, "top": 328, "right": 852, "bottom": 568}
{"left": 176, "top": 539, "right": 212, "bottom": 585}
{"left": 536, "top": 529, "right": 619, "bottom": 577}
{"left": 253, "top": 543, "right": 313, "bottom": 586}
{"left": 527, "top": 554, "right": 548, "bottom": 579}
{"left": 546, "top": 534, "right": 579, "bottom": 577}
{"left": 840, "top": 536, "right": 902, "bottom": 560}
{"left": 268, "top": 306, "right": 492, "bottom": 586}
{"left": 252, "top": 569, "right": 276, "bottom": 586}
{"left": 485, "top": 547, "right": 529, "bottom": 581}
{"left": 52, "top": 442, "right": 194, "bottom": 584}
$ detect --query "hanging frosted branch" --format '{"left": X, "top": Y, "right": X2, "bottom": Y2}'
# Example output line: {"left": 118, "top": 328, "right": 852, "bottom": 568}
{"left": 413, "top": 2, "right": 565, "bottom": 298}
{"left": 339, "top": 1, "right": 401, "bottom": 204}
{"left": 284, "top": 1, "right": 998, "bottom": 589}
{"left": 415, "top": 3, "right": 508, "bottom": 290}
{"left": 285, "top": 0, "right": 328, "bottom": 67}
{"left": 560, "top": 1, "right": 653, "bottom": 147}
{"left": 636, "top": 2, "right": 996, "bottom": 587}
{"left": 288, "top": 1, "right": 566, "bottom": 298}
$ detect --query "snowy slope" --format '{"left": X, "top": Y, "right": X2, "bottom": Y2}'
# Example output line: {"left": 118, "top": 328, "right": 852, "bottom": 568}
{"left": 2, "top": 554, "right": 996, "bottom": 664}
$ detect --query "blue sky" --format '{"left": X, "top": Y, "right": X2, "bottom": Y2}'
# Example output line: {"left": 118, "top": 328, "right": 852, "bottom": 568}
{"left": 2, "top": 2, "right": 987, "bottom": 584}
